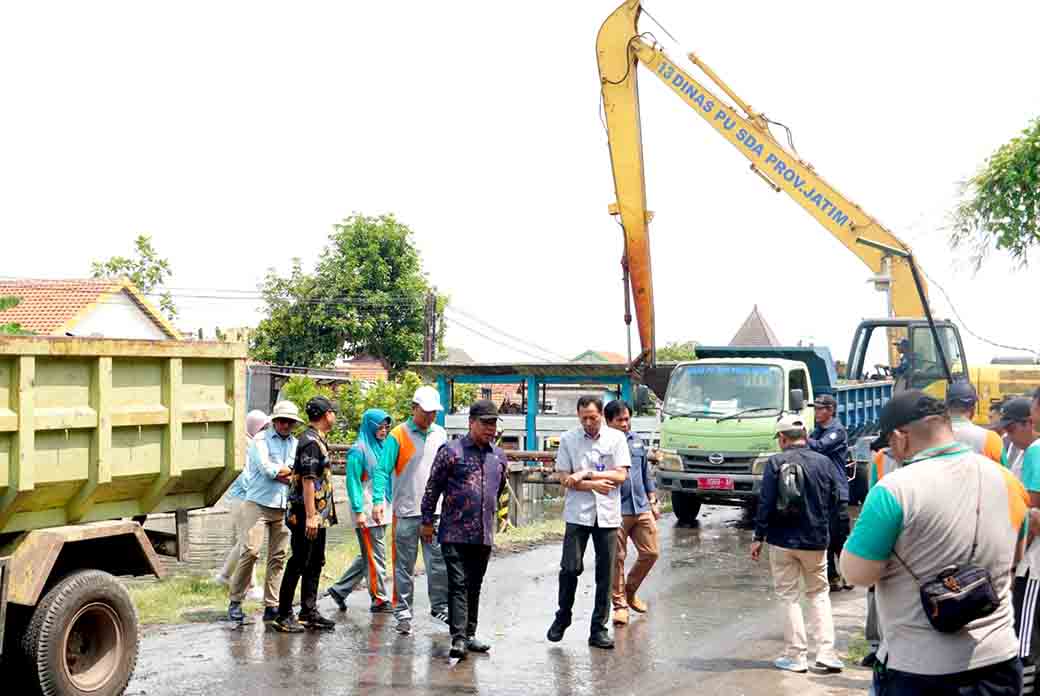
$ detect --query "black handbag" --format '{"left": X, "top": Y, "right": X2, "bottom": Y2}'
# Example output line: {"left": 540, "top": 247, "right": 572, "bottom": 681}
{"left": 893, "top": 461, "right": 1000, "bottom": 634}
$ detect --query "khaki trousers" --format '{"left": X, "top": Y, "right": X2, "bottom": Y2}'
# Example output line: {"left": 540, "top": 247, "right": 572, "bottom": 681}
{"left": 229, "top": 501, "right": 290, "bottom": 606}
{"left": 612, "top": 512, "right": 660, "bottom": 609}
{"left": 768, "top": 545, "right": 837, "bottom": 663}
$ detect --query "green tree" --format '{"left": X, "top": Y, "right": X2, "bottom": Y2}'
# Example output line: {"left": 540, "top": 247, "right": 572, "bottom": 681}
{"left": 90, "top": 234, "right": 178, "bottom": 318}
{"left": 952, "top": 117, "right": 1040, "bottom": 266}
{"left": 250, "top": 214, "right": 441, "bottom": 369}
{"left": 657, "top": 340, "right": 698, "bottom": 362}
{"left": 0, "top": 296, "right": 29, "bottom": 335}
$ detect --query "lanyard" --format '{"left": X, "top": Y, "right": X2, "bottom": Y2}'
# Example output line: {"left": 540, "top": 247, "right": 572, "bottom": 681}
{"left": 903, "top": 442, "right": 971, "bottom": 466}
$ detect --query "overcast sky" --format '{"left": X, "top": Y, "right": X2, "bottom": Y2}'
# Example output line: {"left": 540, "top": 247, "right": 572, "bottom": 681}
{"left": 2, "top": 1, "right": 1038, "bottom": 366}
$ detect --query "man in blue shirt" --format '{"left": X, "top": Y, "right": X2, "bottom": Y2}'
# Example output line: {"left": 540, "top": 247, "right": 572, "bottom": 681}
{"left": 605, "top": 400, "right": 660, "bottom": 627}
{"left": 808, "top": 394, "right": 851, "bottom": 591}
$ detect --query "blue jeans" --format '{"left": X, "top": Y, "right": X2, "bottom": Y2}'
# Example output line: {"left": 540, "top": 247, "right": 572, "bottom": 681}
{"left": 873, "top": 657, "right": 1021, "bottom": 695}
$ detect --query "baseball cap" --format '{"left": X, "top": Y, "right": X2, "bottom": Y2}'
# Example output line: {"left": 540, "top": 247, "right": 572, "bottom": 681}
{"left": 812, "top": 394, "right": 837, "bottom": 409}
{"left": 469, "top": 399, "right": 500, "bottom": 422}
{"left": 870, "top": 390, "right": 947, "bottom": 451}
{"left": 305, "top": 395, "right": 339, "bottom": 421}
{"left": 945, "top": 380, "right": 978, "bottom": 406}
{"left": 773, "top": 413, "right": 807, "bottom": 438}
{"left": 998, "top": 397, "right": 1033, "bottom": 428}
{"left": 412, "top": 385, "right": 444, "bottom": 412}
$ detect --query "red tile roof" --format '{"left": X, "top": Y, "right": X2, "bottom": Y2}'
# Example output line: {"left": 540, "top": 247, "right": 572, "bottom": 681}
{"left": 0, "top": 278, "right": 178, "bottom": 338}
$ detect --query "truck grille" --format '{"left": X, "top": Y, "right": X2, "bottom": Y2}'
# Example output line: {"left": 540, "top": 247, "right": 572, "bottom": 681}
{"left": 681, "top": 453, "right": 753, "bottom": 474}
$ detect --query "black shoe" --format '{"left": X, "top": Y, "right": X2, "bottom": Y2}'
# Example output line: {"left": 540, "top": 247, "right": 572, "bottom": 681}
{"left": 588, "top": 633, "right": 615, "bottom": 650}
{"left": 272, "top": 615, "right": 305, "bottom": 633}
{"left": 546, "top": 620, "right": 569, "bottom": 643}
{"left": 262, "top": 607, "right": 279, "bottom": 623}
{"left": 466, "top": 636, "right": 491, "bottom": 653}
{"left": 860, "top": 651, "right": 878, "bottom": 668}
{"left": 299, "top": 612, "right": 335, "bottom": 630}
{"left": 324, "top": 588, "right": 347, "bottom": 612}
{"left": 227, "top": 602, "right": 245, "bottom": 623}
{"left": 449, "top": 637, "right": 468, "bottom": 660}
{"left": 370, "top": 602, "right": 394, "bottom": 614}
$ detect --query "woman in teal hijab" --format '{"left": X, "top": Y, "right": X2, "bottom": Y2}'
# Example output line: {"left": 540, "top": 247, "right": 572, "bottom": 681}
{"left": 324, "top": 408, "right": 394, "bottom": 612}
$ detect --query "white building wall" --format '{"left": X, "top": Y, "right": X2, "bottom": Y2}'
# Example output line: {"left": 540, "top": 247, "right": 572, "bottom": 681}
{"left": 71, "top": 290, "right": 168, "bottom": 340}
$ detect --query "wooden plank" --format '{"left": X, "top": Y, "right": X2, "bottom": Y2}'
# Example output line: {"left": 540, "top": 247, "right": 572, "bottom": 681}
{"left": 181, "top": 405, "right": 233, "bottom": 424}
{"left": 0, "top": 410, "right": 16, "bottom": 432}
{"left": 0, "top": 336, "right": 247, "bottom": 359}
{"left": 0, "top": 357, "right": 35, "bottom": 531}
{"left": 32, "top": 408, "right": 98, "bottom": 431}
{"left": 110, "top": 407, "right": 169, "bottom": 428}
{"left": 67, "top": 357, "right": 112, "bottom": 522}
{"left": 139, "top": 358, "right": 181, "bottom": 512}
{"left": 205, "top": 358, "right": 245, "bottom": 506}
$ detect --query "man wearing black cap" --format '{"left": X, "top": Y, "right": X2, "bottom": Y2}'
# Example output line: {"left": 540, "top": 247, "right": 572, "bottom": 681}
{"left": 947, "top": 381, "right": 1003, "bottom": 464}
{"left": 1002, "top": 397, "right": 1040, "bottom": 677}
{"left": 420, "top": 399, "right": 507, "bottom": 660}
{"left": 842, "top": 390, "right": 1030, "bottom": 694}
{"left": 275, "top": 396, "right": 339, "bottom": 633}
{"left": 808, "top": 394, "right": 850, "bottom": 591}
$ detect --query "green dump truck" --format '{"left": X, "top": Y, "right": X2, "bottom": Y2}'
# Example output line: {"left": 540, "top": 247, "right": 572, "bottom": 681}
{"left": 0, "top": 336, "right": 247, "bottom": 696}
{"left": 654, "top": 346, "right": 893, "bottom": 524}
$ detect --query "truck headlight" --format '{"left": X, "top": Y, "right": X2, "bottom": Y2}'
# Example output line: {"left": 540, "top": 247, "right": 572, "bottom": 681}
{"left": 659, "top": 450, "right": 683, "bottom": 472}
{"left": 752, "top": 455, "right": 772, "bottom": 475}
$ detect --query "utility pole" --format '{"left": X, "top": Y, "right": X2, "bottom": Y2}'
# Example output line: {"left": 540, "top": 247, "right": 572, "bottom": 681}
{"left": 423, "top": 290, "right": 437, "bottom": 362}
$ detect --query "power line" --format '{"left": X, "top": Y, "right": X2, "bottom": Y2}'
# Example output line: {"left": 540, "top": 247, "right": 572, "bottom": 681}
{"left": 443, "top": 316, "right": 553, "bottom": 363}
{"left": 446, "top": 306, "right": 569, "bottom": 361}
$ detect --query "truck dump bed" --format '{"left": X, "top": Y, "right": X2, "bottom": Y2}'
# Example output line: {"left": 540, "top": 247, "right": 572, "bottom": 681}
{"left": 0, "top": 336, "right": 247, "bottom": 535}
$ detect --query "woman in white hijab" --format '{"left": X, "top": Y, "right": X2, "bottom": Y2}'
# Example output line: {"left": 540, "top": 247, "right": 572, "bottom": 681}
{"left": 214, "top": 410, "right": 271, "bottom": 595}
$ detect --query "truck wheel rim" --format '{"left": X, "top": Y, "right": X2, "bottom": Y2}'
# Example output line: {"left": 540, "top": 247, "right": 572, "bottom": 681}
{"left": 62, "top": 602, "right": 123, "bottom": 692}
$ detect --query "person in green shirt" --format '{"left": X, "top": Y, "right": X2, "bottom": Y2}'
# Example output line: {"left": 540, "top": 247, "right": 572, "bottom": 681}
{"left": 324, "top": 409, "right": 392, "bottom": 613}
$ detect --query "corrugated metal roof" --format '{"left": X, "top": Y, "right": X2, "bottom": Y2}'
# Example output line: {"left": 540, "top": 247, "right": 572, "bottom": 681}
{"left": 409, "top": 362, "right": 635, "bottom": 380}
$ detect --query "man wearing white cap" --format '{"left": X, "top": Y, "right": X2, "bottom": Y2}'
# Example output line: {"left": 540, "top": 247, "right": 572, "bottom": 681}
{"left": 227, "top": 400, "right": 299, "bottom": 623}
{"left": 384, "top": 385, "right": 451, "bottom": 635}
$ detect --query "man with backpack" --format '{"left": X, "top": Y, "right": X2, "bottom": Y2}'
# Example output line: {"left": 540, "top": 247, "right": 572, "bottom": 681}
{"left": 750, "top": 414, "right": 844, "bottom": 674}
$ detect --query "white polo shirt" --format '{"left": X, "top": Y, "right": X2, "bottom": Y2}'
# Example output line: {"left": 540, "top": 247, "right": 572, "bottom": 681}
{"left": 555, "top": 423, "right": 631, "bottom": 528}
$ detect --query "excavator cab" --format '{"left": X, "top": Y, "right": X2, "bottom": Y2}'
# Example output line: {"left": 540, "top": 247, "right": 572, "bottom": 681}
{"left": 846, "top": 319, "right": 968, "bottom": 397}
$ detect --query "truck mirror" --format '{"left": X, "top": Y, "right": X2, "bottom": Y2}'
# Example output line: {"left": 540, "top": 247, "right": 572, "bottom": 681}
{"left": 634, "top": 384, "right": 652, "bottom": 412}
{"left": 789, "top": 389, "right": 805, "bottom": 411}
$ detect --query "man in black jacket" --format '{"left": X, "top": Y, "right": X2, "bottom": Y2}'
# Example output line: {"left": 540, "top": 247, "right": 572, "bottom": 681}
{"left": 751, "top": 414, "right": 843, "bottom": 674}
{"left": 807, "top": 394, "right": 851, "bottom": 591}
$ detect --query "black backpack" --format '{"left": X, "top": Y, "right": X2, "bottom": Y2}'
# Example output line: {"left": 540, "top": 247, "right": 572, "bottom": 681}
{"left": 775, "top": 453, "right": 806, "bottom": 516}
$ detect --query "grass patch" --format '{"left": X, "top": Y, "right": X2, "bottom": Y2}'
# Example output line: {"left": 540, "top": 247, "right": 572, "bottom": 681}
{"left": 844, "top": 631, "right": 871, "bottom": 664}
{"left": 495, "top": 518, "right": 566, "bottom": 551}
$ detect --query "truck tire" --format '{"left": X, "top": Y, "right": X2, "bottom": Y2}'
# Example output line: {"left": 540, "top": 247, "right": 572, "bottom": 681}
{"left": 672, "top": 491, "right": 702, "bottom": 525}
{"left": 22, "top": 570, "right": 138, "bottom": 696}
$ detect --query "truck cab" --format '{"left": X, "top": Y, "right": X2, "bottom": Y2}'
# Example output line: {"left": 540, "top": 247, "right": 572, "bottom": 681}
{"left": 655, "top": 346, "right": 892, "bottom": 524}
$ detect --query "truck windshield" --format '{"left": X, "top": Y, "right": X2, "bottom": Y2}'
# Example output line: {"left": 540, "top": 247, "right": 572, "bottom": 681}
{"left": 664, "top": 364, "right": 784, "bottom": 417}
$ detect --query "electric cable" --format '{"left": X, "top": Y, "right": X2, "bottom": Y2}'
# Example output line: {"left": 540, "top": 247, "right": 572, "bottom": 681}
{"left": 447, "top": 306, "right": 569, "bottom": 362}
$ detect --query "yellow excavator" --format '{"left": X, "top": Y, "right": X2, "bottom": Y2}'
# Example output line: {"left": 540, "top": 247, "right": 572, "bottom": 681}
{"left": 597, "top": 0, "right": 1038, "bottom": 419}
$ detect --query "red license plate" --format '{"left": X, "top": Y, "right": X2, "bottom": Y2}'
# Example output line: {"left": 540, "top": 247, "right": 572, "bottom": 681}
{"left": 697, "top": 476, "right": 734, "bottom": 491}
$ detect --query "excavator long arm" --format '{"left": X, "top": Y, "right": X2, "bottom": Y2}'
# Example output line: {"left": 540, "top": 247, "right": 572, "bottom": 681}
{"left": 597, "top": 1, "right": 927, "bottom": 365}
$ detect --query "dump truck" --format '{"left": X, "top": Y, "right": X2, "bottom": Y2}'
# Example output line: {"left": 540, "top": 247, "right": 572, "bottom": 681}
{"left": 654, "top": 346, "right": 893, "bottom": 524}
{"left": 0, "top": 336, "right": 247, "bottom": 696}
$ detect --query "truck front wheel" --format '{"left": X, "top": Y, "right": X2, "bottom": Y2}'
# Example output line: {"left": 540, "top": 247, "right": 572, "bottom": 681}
{"left": 672, "top": 491, "right": 702, "bottom": 525}
{"left": 22, "top": 570, "right": 139, "bottom": 696}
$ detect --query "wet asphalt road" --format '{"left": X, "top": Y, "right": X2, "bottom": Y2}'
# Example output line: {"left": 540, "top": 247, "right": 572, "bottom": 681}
{"left": 128, "top": 507, "right": 870, "bottom": 696}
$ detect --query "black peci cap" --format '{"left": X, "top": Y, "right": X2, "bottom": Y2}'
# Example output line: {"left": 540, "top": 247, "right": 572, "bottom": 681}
{"left": 870, "top": 390, "right": 947, "bottom": 451}
{"left": 468, "top": 399, "right": 500, "bottom": 422}
{"left": 305, "top": 395, "right": 339, "bottom": 421}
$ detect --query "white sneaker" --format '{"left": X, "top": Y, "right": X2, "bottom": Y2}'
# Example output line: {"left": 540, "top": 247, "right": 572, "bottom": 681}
{"left": 774, "top": 656, "right": 809, "bottom": 673}
{"left": 213, "top": 573, "right": 229, "bottom": 587}
{"left": 247, "top": 586, "right": 264, "bottom": 602}
{"left": 814, "top": 656, "right": 844, "bottom": 672}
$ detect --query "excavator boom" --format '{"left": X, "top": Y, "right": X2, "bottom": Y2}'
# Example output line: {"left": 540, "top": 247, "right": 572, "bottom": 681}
{"left": 597, "top": 1, "right": 927, "bottom": 367}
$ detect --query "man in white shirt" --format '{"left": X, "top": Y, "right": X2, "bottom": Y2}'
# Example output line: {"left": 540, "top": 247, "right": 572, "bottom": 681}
{"left": 546, "top": 396, "right": 631, "bottom": 650}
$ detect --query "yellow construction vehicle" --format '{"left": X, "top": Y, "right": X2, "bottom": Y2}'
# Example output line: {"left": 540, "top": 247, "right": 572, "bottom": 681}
{"left": 596, "top": 0, "right": 1035, "bottom": 419}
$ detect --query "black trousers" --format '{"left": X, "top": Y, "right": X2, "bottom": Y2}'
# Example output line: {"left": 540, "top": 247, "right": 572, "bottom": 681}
{"left": 555, "top": 522, "right": 616, "bottom": 636}
{"left": 828, "top": 502, "right": 850, "bottom": 584}
{"left": 278, "top": 524, "right": 326, "bottom": 618}
{"left": 873, "top": 657, "right": 1022, "bottom": 696}
{"left": 441, "top": 542, "right": 492, "bottom": 642}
